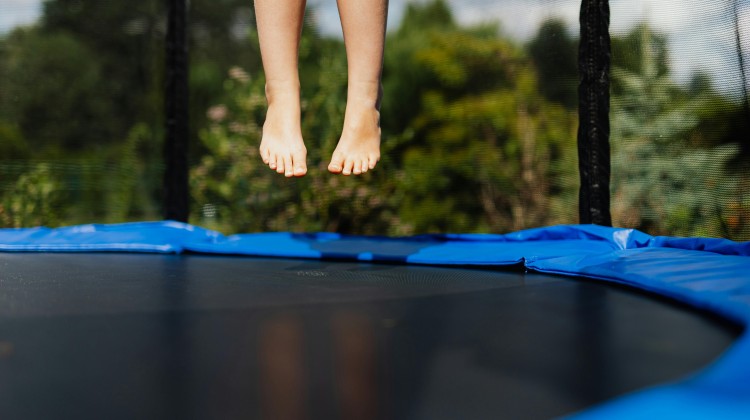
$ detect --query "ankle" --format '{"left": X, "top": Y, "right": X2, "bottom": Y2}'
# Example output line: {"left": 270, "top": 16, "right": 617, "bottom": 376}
{"left": 347, "top": 80, "right": 383, "bottom": 109}
{"left": 343, "top": 103, "right": 381, "bottom": 133}
{"left": 265, "top": 80, "right": 301, "bottom": 105}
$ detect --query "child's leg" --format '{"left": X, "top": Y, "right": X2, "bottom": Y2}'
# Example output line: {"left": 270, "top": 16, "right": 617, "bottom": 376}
{"left": 255, "top": 0, "right": 308, "bottom": 177}
{"left": 328, "top": 0, "right": 388, "bottom": 175}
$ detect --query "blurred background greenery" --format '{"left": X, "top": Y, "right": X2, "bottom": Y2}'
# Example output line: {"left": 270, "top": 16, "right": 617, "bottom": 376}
{"left": 0, "top": 0, "right": 747, "bottom": 240}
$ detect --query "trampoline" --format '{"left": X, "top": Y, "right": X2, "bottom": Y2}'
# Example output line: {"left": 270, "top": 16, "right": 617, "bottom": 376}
{"left": 1, "top": 222, "right": 749, "bottom": 419}
{"left": 2, "top": 0, "right": 750, "bottom": 418}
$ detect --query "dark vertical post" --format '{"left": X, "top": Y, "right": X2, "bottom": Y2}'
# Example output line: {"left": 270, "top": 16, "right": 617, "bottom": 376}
{"left": 164, "top": 0, "right": 190, "bottom": 222}
{"left": 734, "top": 0, "right": 750, "bottom": 154}
{"left": 578, "top": 0, "right": 612, "bottom": 226}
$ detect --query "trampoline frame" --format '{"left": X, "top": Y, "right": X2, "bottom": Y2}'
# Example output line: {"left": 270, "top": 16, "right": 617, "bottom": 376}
{"left": 1, "top": 221, "right": 749, "bottom": 417}
{"left": 2, "top": 0, "right": 749, "bottom": 417}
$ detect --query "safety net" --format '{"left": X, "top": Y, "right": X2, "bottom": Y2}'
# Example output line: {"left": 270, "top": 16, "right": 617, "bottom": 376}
{"left": 1, "top": 0, "right": 586, "bottom": 235}
{"left": 608, "top": 0, "right": 750, "bottom": 241}
{"left": 1, "top": 1, "right": 748, "bottom": 240}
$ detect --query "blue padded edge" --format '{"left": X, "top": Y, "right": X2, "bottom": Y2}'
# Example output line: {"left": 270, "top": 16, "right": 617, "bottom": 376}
{"left": 529, "top": 249, "right": 750, "bottom": 419}
{"left": 0, "top": 221, "right": 221, "bottom": 253}
{"left": 1, "top": 221, "right": 749, "bottom": 418}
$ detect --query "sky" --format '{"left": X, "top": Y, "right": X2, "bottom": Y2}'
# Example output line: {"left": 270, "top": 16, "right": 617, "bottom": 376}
{"left": 2, "top": 0, "right": 748, "bottom": 94}
{"left": 0, "top": 0, "right": 41, "bottom": 32}
{"left": 310, "top": 0, "right": 750, "bottom": 93}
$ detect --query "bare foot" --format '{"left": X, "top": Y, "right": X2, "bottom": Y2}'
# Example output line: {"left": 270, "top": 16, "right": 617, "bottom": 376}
{"left": 328, "top": 96, "right": 382, "bottom": 176}
{"left": 259, "top": 83, "right": 307, "bottom": 177}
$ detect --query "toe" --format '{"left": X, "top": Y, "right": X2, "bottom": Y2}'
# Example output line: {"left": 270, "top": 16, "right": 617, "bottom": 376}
{"left": 260, "top": 147, "right": 270, "bottom": 164}
{"left": 360, "top": 159, "right": 368, "bottom": 173}
{"left": 283, "top": 155, "right": 294, "bottom": 177}
{"left": 276, "top": 157, "right": 285, "bottom": 174}
{"left": 269, "top": 154, "right": 277, "bottom": 170}
{"left": 342, "top": 158, "right": 354, "bottom": 176}
{"left": 292, "top": 149, "right": 307, "bottom": 177}
{"left": 328, "top": 152, "right": 345, "bottom": 173}
{"left": 368, "top": 155, "right": 378, "bottom": 170}
{"left": 353, "top": 159, "right": 362, "bottom": 175}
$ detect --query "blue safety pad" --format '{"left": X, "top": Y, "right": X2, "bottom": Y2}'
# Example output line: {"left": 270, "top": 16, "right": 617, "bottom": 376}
{"left": 183, "top": 225, "right": 628, "bottom": 265}
{"left": 530, "top": 247, "right": 750, "bottom": 419}
{"left": 1, "top": 220, "right": 749, "bottom": 418}
{"left": 0, "top": 221, "right": 221, "bottom": 253}
{"left": 530, "top": 247, "right": 750, "bottom": 324}
{"left": 566, "top": 335, "right": 750, "bottom": 419}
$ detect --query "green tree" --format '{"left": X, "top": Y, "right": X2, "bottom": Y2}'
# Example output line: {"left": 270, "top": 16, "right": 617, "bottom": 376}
{"left": 381, "top": 0, "right": 456, "bottom": 140}
{"left": 610, "top": 24, "right": 742, "bottom": 238}
{"left": 0, "top": 29, "right": 116, "bottom": 153}
{"left": 382, "top": 2, "right": 578, "bottom": 233}
{"left": 190, "top": 1, "right": 580, "bottom": 235}
{"left": 0, "top": 0, "right": 273, "bottom": 227}
{"left": 611, "top": 23, "right": 670, "bottom": 89}
{"left": 528, "top": 19, "right": 578, "bottom": 108}
{"left": 190, "top": 33, "right": 404, "bottom": 234}
{"left": 0, "top": 163, "right": 66, "bottom": 228}
{"left": 396, "top": 31, "right": 577, "bottom": 232}
{"left": 39, "top": 0, "right": 164, "bottom": 149}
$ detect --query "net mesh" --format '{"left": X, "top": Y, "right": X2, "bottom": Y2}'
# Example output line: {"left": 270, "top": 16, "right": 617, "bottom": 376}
{"left": 188, "top": 0, "right": 582, "bottom": 235}
{"left": 609, "top": 0, "right": 750, "bottom": 240}
{"left": 0, "top": 0, "right": 165, "bottom": 226}
{"left": 0, "top": 0, "right": 747, "bottom": 240}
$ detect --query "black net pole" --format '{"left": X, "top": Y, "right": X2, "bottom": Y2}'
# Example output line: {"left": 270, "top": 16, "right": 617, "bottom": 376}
{"left": 578, "top": 0, "right": 612, "bottom": 226}
{"left": 734, "top": 0, "right": 750, "bottom": 155}
{"left": 164, "top": 0, "right": 190, "bottom": 222}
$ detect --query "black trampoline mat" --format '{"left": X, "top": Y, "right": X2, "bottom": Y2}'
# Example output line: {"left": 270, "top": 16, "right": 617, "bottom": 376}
{"left": 0, "top": 253, "right": 741, "bottom": 420}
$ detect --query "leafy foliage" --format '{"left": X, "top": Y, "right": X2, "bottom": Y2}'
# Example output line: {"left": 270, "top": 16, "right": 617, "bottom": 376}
{"left": 610, "top": 24, "right": 746, "bottom": 238}
{"left": 0, "top": 163, "right": 65, "bottom": 228}
{"left": 386, "top": 14, "right": 578, "bottom": 233}
{"left": 189, "top": 3, "right": 579, "bottom": 234}
{"left": 190, "top": 54, "right": 404, "bottom": 234}
{"left": 527, "top": 19, "right": 578, "bottom": 108}
{"left": 0, "top": 0, "right": 747, "bottom": 240}
{"left": 0, "top": 28, "right": 116, "bottom": 152}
